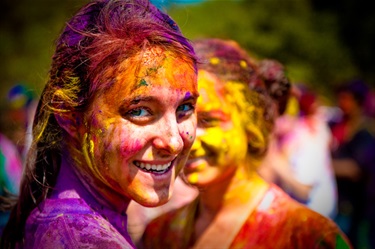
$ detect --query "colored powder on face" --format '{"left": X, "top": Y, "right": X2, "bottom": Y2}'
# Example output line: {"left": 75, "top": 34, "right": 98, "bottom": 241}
{"left": 146, "top": 67, "right": 160, "bottom": 76}
{"left": 81, "top": 133, "right": 109, "bottom": 186}
{"left": 162, "top": 52, "right": 197, "bottom": 90}
{"left": 188, "top": 172, "right": 199, "bottom": 184}
{"left": 82, "top": 133, "right": 95, "bottom": 171}
{"left": 190, "top": 140, "right": 205, "bottom": 158}
{"left": 89, "top": 139, "right": 95, "bottom": 156}
{"left": 196, "top": 163, "right": 205, "bottom": 171}
{"left": 116, "top": 48, "right": 197, "bottom": 98}
{"left": 139, "top": 79, "right": 148, "bottom": 87}
{"left": 103, "top": 118, "right": 116, "bottom": 130}
{"left": 201, "top": 128, "right": 226, "bottom": 149}
{"left": 194, "top": 76, "right": 250, "bottom": 172}
{"left": 145, "top": 150, "right": 154, "bottom": 160}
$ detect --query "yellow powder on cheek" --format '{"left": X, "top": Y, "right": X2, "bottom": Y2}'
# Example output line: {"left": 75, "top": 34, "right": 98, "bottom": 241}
{"left": 103, "top": 118, "right": 116, "bottom": 130}
{"left": 227, "top": 111, "right": 248, "bottom": 157}
{"left": 190, "top": 140, "right": 205, "bottom": 158}
{"left": 197, "top": 163, "right": 205, "bottom": 171}
{"left": 200, "top": 128, "right": 229, "bottom": 166}
{"left": 201, "top": 128, "right": 225, "bottom": 148}
{"left": 188, "top": 173, "right": 199, "bottom": 184}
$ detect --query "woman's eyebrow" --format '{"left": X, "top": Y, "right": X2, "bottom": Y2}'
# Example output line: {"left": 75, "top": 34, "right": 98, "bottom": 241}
{"left": 121, "top": 96, "right": 155, "bottom": 106}
{"left": 183, "top": 92, "right": 200, "bottom": 101}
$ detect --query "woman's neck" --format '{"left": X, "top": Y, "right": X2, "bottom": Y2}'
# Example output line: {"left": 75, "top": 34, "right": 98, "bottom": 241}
{"left": 56, "top": 148, "right": 131, "bottom": 213}
{"left": 198, "top": 166, "right": 265, "bottom": 210}
{"left": 193, "top": 165, "right": 269, "bottom": 246}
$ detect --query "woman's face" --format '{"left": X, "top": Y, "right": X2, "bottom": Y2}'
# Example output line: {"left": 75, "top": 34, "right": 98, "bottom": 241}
{"left": 78, "top": 47, "right": 198, "bottom": 207}
{"left": 184, "top": 70, "right": 248, "bottom": 187}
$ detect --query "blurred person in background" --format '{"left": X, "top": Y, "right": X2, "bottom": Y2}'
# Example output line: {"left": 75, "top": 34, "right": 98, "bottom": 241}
{"left": 140, "top": 38, "right": 351, "bottom": 249}
{"left": 330, "top": 79, "right": 375, "bottom": 249}
{"left": 0, "top": 133, "right": 23, "bottom": 236}
{"left": 263, "top": 84, "right": 337, "bottom": 219}
{"left": 4, "top": 84, "right": 37, "bottom": 160}
{"left": 258, "top": 61, "right": 337, "bottom": 220}
{"left": 0, "top": 84, "right": 31, "bottom": 236}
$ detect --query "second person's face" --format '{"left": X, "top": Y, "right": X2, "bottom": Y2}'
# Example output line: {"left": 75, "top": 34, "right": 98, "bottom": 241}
{"left": 79, "top": 47, "right": 198, "bottom": 207}
{"left": 184, "top": 70, "right": 248, "bottom": 187}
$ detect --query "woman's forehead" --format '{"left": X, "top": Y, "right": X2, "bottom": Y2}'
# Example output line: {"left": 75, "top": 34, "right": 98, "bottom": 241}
{"left": 98, "top": 47, "right": 197, "bottom": 99}
{"left": 197, "top": 70, "right": 227, "bottom": 97}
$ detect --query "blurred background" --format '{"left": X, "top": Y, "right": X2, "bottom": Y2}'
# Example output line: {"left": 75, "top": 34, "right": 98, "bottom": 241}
{"left": 1, "top": 1, "right": 375, "bottom": 247}
{"left": 0, "top": 0, "right": 374, "bottom": 105}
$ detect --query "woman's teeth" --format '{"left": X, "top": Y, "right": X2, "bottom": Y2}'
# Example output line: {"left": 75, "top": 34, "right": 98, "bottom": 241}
{"left": 134, "top": 161, "right": 172, "bottom": 173}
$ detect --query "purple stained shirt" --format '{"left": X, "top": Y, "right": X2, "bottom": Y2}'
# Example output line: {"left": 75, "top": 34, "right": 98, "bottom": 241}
{"left": 22, "top": 162, "right": 135, "bottom": 249}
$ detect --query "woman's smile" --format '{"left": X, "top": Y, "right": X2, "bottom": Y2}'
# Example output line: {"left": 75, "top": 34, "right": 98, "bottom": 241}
{"left": 134, "top": 159, "right": 174, "bottom": 174}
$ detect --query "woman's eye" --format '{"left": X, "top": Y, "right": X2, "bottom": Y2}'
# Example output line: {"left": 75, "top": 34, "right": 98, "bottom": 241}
{"left": 199, "top": 118, "right": 217, "bottom": 127}
{"left": 198, "top": 115, "right": 220, "bottom": 128}
{"left": 176, "top": 103, "right": 195, "bottom": 119}
{"left": 127, "top": 108, "right": 151, "bottom": 117}
{"left": 177, "top": 103, "right": 194, "bottom": 112}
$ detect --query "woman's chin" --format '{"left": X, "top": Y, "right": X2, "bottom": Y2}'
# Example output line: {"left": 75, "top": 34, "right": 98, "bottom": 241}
{"left": 133, "top": 193, "right": 171, "bottom": 208}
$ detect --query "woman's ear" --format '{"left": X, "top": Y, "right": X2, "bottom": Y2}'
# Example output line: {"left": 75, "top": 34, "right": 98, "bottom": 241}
{"left": 246, "top": 125, "right": 267, "bottom": 156}
{"left": 51, "top": 89, "right": 84, "bottom": 139}
{"left": 54, "top": 111, "right": 83, "bottom": 139}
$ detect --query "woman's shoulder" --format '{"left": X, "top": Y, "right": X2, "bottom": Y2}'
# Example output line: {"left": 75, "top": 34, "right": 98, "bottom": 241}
{"left": 144, "top": 201, "right": 192, "bottom": 234}
{"left": 236, "top": 184, "right": 351, "bottom": 248}
{"left": 24, "top": 198, "right": 134, "bottom": 249}
{"left": 256, "top": 184, "right": 335, "bottom": 224}
{"left": 140, "top": 201, "right": 196, "bottom": 249}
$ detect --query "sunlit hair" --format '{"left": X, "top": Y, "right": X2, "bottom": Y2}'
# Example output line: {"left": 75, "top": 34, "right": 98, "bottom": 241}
{"left": 193, "top": 38, "right": 275, "bottom": 163}
{"left": 1, "top": 0, "right": 196, "bottom": 248}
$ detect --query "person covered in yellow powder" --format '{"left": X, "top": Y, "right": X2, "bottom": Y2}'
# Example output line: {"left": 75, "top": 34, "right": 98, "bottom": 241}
{"left": 140, "top": 38, "right": 351, "bottom": 249}
{"left": 0, "top": 0, "right": 199, "bottom": 248}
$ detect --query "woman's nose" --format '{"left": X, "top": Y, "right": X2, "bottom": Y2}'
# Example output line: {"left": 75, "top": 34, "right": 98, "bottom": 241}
{"left": 153, "top": 120, "right": 184, "bottom": 155}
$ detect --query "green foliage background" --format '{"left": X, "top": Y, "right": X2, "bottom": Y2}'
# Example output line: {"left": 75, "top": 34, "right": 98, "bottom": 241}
{"left": 0, "top": 0, "right": 373, "bottom": 106}
{"left": 166, "top": 0, "right": 359, "bottom": 99}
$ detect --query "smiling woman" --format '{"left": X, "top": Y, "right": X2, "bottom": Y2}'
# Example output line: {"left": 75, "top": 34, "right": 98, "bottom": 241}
{"left": 0, "top": 0, "right": 198, "bottom": 248}
{"left": 140, "top": 38, "right": 352, "bottom": 249}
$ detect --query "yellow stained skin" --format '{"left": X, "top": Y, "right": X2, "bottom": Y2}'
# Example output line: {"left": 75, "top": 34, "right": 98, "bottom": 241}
{"left": 70, "top": 46, "right": 198, "bottom": 210}
{"left": 185, "top": 70, "right": 248, "bottom": 187}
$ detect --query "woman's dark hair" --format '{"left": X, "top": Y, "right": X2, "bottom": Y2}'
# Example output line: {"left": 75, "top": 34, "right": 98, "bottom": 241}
{"left": 257, "top": 59, "right": 291, "bottom": 115}
{"left": 1, "top": 0, "right": 196, "bottom": 248}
